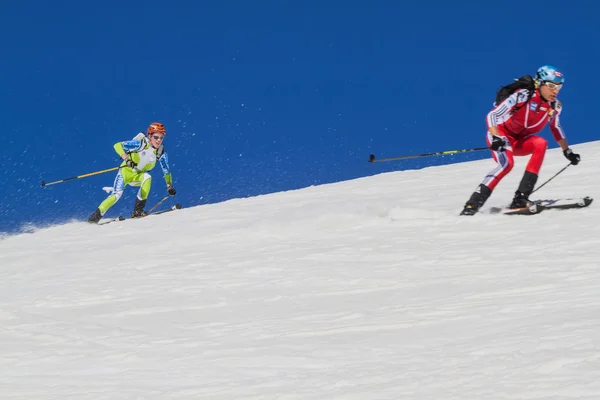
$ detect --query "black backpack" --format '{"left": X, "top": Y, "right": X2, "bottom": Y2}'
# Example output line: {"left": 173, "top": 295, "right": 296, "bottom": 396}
{"left": 495, "top": 75, "right": 534, "bottom": 104}
{"left": 495, "top": 74, "right": 556, "bottom": 112}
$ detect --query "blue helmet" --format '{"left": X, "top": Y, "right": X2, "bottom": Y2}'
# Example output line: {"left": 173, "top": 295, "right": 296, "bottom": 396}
{"left": 536, "top": 65, "right": 564, "bottom": 84}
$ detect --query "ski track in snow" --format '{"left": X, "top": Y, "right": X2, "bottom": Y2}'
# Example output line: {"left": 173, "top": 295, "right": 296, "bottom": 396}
{"left": 1, "top": 142, "right": 600, "bottom": 399}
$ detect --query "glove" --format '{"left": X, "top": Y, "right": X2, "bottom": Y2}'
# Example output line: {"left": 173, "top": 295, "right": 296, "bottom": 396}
{"left": 167, "top": 185, "right": 177, "bottom": 196}
{"left": 489, "top": 135, "right": 507, "bottom": 152}
{"left": 125, "top": 159, "right": 137, "bottom": 169}
{"left": 564, "top": 148, "right": 580, "bottom": 165}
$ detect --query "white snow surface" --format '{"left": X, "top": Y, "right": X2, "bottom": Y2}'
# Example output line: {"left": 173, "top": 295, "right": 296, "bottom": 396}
{"left": 2, "top": 141, "right": 600, "bottom": 399}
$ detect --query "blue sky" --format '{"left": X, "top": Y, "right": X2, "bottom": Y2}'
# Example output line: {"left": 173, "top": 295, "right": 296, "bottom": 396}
{"left": 1, "top": 1, "right": 599, "bottom": 232}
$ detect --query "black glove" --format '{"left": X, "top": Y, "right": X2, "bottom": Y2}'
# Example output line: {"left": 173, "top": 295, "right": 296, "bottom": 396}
{"left": 125, "top": 159, "right": 137, "bottom": 169}
{"left": 167, "top": 186, "right": 177, "bottom": 196}
{"left": 563, "top": 148, "right": 580, "bottom": 165}
{"left": 489, "top": 135, "right": 507, "bottom": 152}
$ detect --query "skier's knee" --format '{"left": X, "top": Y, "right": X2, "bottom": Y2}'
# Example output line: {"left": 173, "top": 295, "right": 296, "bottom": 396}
{"left": 533, "top": 137, "right": 548, "bottom": 152}
{"left": 503, "top": 158, "right": 515, "bottom": 174}
{"left": 113, "top": 189, "right": 124, "bottom": 201}
{"left": 139, "top": 174, "right": 152, "bottom": 200}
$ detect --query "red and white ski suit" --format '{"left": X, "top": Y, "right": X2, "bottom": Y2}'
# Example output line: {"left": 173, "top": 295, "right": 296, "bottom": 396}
{"left": 482, "top": 89, "right": 566, "bottom": 190}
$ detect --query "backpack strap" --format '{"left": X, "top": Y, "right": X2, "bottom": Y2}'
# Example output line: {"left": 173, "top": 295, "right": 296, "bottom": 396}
{"left": 156, "top": 144, "right": 165, "bottom": 159}
{"left": 510, "top": 88, "right": 536, "bottom": 114}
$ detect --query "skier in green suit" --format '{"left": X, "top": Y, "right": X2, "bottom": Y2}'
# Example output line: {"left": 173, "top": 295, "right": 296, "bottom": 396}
{"left": 88, "top": 122, "right": 176, "bottom": 223}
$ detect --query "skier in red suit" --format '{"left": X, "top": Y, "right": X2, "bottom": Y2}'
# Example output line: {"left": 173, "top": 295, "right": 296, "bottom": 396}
{"left": 460, "top": 65, "right": 581, "bottom": 215}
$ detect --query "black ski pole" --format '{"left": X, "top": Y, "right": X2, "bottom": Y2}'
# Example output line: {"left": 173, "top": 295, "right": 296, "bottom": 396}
{"left": 368, "top": 147, "right": 489, "bottom": 163}
{"left": 147, "top": 196, "right": 169, "bottom": 214}
{"left": 531, "top": 163, "right": 572, "bottom": 194}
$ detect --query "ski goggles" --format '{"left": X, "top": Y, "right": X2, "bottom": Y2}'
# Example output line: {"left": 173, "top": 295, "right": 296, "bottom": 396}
{"left": 543, "top": 81, "right": 563, "bottom": 91}
{"left": 151, "top": 135, "right": 165, "bottom": 141}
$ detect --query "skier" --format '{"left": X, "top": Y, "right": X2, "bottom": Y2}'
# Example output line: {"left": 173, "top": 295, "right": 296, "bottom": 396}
{"left": 87, "top": 122, "right": 176, "bottom": 223}
{"left": 460, "top": 65, "right": 580, "bottom": 215}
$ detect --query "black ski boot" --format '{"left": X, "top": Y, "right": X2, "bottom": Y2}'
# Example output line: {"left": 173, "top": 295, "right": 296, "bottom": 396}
{"left": 131, "top": 198, "right": 148, "bottom": 218}
{"left": 508, "top": 171, "right": 538, "bottom": 209}
{"left": 508, "top": 191, "right": 531, "bottom": 209}
{"left": 460, "top": 184, "right": 492, "bottom": 215}
{"left": 88, "top": 208, "right": 103, "bottom": 224}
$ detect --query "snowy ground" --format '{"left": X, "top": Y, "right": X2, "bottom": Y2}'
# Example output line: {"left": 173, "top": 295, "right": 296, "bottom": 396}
{"left": 2, "top": 141, "right": 600, "bottom": 399}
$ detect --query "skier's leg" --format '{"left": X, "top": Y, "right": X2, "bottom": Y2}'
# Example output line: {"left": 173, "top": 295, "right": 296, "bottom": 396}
{"left": 138, "top": 173, "right": 152, "bottom": 201}
{"left": 88, "top": 170, "right": 129, "bottom": 223}
{"left": 460, "top": 133, "right": 515, "bottom": 215}
{"left": 508, "top": 135, "right": 547, "bottom": 208}
{"left": 130, "top": 172, "right": 152, "bottom": 218}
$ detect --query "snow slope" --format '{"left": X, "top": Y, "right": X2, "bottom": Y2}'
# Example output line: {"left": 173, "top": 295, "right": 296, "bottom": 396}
{"left": 2, "top": 141, "right": 600, "bottom": 399}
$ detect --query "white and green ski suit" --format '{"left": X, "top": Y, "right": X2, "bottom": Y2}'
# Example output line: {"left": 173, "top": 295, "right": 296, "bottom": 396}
{"left": 96, "top": 133, "right": 173, "bottom": 215}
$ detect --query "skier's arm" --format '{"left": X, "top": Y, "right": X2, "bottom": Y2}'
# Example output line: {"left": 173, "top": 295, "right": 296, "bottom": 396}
{"left": 114, "top": 140, "right": 145, "bottom": 168}
{"left": 114, "top": 140, "right": 144, "bottom": 157}
{"left": 488, "top": 125, "right": 501, "bottom": 137}
{"left": 549, "top": 102, "right": 567, "bottom": 149}
{"left": 486, "top": 90, "right": 528, "bottom": 136}
{"left": 158, "top": 152, "right": 173, "bottom": 186}
{"left": 549, "top": 102, "right": 580, "bottom": 164}
{"left": 552, "top": 116, "right": 569, "bottom": 151}
{"left": 557, "top": 138, "right": 568, "bottom": 151}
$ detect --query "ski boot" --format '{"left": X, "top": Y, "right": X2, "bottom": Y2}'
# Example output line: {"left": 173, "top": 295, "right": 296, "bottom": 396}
{"left": 508, "top": 171, "right": 538, "bottom": 209}
{"left": 87, "top": 208, "right": 103, "bottom": 224}
{"left": 131, "top": 198, "right": 148, "bottom": 219}
{"left": 508, "top": 191, "right": 532, "bottom": 209}
{"left": 460, "top": 184, "right": 492, "bottom": 215}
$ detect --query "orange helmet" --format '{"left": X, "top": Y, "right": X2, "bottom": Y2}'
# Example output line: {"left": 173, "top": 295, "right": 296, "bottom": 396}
{"left": 147, "top": 122, "right": 166, "bottom": 136}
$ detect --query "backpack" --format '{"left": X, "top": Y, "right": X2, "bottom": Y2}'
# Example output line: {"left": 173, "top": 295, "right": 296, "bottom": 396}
{"left": 494, "top": 74, "right": 556, "bottom": 112}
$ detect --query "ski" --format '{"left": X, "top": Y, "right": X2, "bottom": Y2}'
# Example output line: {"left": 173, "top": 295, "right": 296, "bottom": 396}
{"left": 535, "top": 196, "right": 593, "bottom": 210}
{"left": 97, "top": 216, "right": 126, "bottom": 225}
{"left": 130, "top": 203, "right": 183, "bottom": 220}
{"left": 150, "top": 203, "right": 183, "bottom": 216}
{"left": 489, "top": 203, "right": 542, "bottom": 216}
{"left": 96, "top": 204, "right": 183, "bottom": 225}
{"left": 489, "top": 196, "right": 593, "bottom": 216}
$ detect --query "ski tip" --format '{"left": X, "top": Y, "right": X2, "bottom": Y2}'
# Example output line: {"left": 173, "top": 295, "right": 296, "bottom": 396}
{"left": 41, "top": 180, "right": 46, "bottom": 187}
{"left": 368, "top": 154, "right": 376, "bottom": 163}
